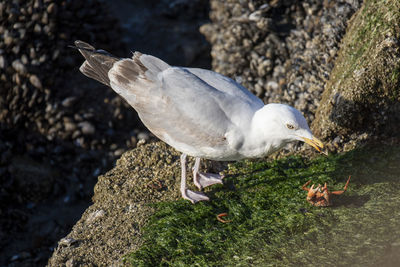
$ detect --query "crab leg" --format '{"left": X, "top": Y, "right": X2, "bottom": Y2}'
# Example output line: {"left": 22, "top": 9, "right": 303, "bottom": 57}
{"left": 331, "top": 176, "right": 351, "bottom": 195}
{"left": 302, "top": 180, "right": 312, "bottom": 191}
{"left": 322, "top": 183, "right": 328, "bottom": 193}
{"left": 306, "top": 184, "right": 319, "bottom": 200}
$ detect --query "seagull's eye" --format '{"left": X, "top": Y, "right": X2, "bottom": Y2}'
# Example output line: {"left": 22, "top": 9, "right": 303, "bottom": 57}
{"left": 286, "top": 123, "right": 295, "bottom": 130}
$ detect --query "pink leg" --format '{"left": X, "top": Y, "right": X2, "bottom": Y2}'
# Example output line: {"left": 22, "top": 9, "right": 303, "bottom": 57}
{"left": 192, "top": 157, "right": 223, "bottom": 190}
{"left": 180, "top": 154, "right": 209, "bottom": 204}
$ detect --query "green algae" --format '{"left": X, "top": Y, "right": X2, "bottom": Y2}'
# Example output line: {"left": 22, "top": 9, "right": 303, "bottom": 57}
{"left": 125, "top": 146, "right": 400, "bottom": 266}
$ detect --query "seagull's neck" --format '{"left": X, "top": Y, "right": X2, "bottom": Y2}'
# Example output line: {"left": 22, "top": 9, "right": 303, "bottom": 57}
{"left": 240, "top": 106, "right": 287, "bottom": 158}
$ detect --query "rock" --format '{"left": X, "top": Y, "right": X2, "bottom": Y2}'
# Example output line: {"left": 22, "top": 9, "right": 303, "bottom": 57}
{"left": 47, "top": 3, "right": 57, "bottom": 14}
{"left": 0, "top": 0, "right": 134, "bottom": 265}
{"left": 71, "top": 130, "right": 80, "bottom": 139}
{"left": 48, "top": 142, "right": 182, "bottom": 266}
{"left": 312, "top": 0, "right": 400, "bottom": 151}
{"left": 85, "top": 210, "right": 105, "bottom": 224}
{"left": 33, "top": 23, "right": 41, "bottom": 33}
{"left": 29, "top": 74, "right": 42, "bottom": 89}
{"left": 65, "top": 258, "right": 76, "bottom": 267}
{"left": 8, "top": 155, "right": 56, "bottom": 202}
{"left": 4, "top": 36, "right": 13, "bottom": 46}
{"left": 64, "top": 121, "right": 77, "bottom": 132}
{"left": 201, "top": 0, "right": 361, "bottom": 131}
{"left": 61, "top": 96, "right": 77, "bottom": 107}
{"left": 114, "top": 148, "right": 125, "bottom": 157}
{"left": 59, "top": 237, "right": 78, "bottom": 248}
{"left": 78, "top": 121, "right": 95, "bottom": 135}
{"left": 0, "top": 55, "right": 6, "bottom": 69}
{"left": 137, "top": 131, "right": 150, "bottom": 141}
{"left": 11, "top": 59, "right": 27, "bottom": 74}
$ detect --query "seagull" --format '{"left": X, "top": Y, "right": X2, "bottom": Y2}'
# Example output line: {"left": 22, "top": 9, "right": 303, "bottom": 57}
{"left": 73, "top": 40, "right": 324, "bottom": 204}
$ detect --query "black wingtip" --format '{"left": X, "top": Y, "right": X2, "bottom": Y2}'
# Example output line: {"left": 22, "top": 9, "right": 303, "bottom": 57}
{"left": 68, "top": 44, "right": 79, "bottom": 50}
{"left": 70, "top": 41, "right": 117, "bottom": 58}
{"left": 69, "top": 40, "right": 94, "bottom": 51}
{"left": 69, "top": 45, "right": 95, "bottom": 53}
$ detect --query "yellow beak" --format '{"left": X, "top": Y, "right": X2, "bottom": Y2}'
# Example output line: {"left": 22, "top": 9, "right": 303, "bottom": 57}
{"left": 302, "top": 136, "right": 324, "bottom": 152}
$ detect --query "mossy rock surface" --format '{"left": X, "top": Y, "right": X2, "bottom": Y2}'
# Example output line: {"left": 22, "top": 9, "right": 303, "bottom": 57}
{"left": 48, "top": 142, "right": 400, "bottom": 266}
{"left": 312, "top": 0, "right": 400, "bottom": 150}
{"left": 125, "top": 145, "right": 400, "bottom": 266}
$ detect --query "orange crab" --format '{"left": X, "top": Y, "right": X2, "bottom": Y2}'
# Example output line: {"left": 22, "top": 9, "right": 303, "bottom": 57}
{"left": 302, "top": 176, "right": 351, "bottom": 207}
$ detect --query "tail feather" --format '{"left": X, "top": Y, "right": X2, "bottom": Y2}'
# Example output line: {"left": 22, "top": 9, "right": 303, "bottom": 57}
{"left": 74, "top": 40, "right": 119, "bottom": 86}
{"left": 74, "top": 40, "right": 171, "bottom": 101}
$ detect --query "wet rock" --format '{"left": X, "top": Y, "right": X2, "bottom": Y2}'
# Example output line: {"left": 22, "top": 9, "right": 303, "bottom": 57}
{"left": 85, "top": 210, "right": 105, "bottom": 224}
{"left": 201, "top": 0, "right": 361, "bottom": 131}
{"left": 47, "top": 3, "right": 57, "bottom": 15}
{"left": 78, "top": 121, "right": 95, "bottom": 135}
{"left": 114, "top": 148, "right": 125, "bottom": 157}
{"left": 4, "top": 35, "right": 13, "bottom": 46}
{"left": 0, "top": 55, "right": 6, "bottom": 69}
{"left": 29, "top": 74, "right": 42, "bottom": 89}
{"left": 59, "top": 237, "right": 78, "bottom": 248}
{"left": 11, "top": 59, "right": 27, "bottom": 74}
{"left": 64, "top": 121, "right": 77, "bottom": 132}
{"left": 137, "top": 131, "right": 150, "bottom": 141}
{"left": 48, "top": 142, "right": 183, "bottom": 266}
{"left": 61, "top": 96, "right": 77, "bottom": 108}
{"left": 8, "top": 155, "right": 56, "bottom": 202}
{"left": 65, "top": 258, "right": 76, "bottom": 267}
{"left": 312, "top": 0, "right": 400, "bottom": 150}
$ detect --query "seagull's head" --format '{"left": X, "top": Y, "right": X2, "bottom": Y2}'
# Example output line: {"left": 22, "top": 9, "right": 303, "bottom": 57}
{"left": 256, "top": 103, "right": 324, "bottom": 152}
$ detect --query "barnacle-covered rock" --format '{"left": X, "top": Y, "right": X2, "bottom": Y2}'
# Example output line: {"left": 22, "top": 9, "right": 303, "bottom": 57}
{"left": 201, "top": 0, "right": 361, "bottom": 126}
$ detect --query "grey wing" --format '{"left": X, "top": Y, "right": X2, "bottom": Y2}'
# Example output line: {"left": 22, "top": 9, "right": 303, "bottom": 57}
{"left": 138, "top": 67, "right": 250, "bottom": 150}
{"left": 107, "top": 55, "right": 255, "bottom": 154}
{"left": 185, "top": 67, "right": 264, "bottom": 109}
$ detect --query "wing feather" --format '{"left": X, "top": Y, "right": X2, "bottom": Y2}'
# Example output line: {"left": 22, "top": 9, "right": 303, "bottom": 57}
{"left": 108, "top": 59, "right": 257, "bottom": 157}
{"left": 185, "top": 68, "right": 264, "bottom": 108}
